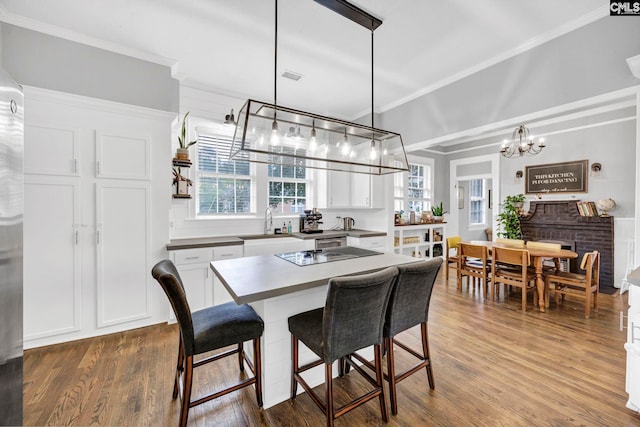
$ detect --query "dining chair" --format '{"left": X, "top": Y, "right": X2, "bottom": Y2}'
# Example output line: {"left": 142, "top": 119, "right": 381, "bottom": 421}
{"left": 491, "top": 246, "right": 537, "bottom": 310}
{"left": 496, "top": 237, "right": 526, "bottom": 248}
{"left": 526, "top": 241, "right": 562, "bottom": 272}
{"left": 288, "top": 267, "right": 398, "bottom": 427}
{"left": 545, "top": 251, "right": 600, "bottom": 318}
{"left": 457, "top": 242, "right": 491, "bottom": 298}
{"left": 445, "top": 236, "right": 462, "bottom": 282}
{"left": 151, "top": 260, "right": 264, "bottom": 427}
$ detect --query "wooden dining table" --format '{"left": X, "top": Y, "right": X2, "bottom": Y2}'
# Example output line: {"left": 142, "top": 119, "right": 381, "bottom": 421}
{"left": 467, "top": 241, "right": 578, "bottom": 312}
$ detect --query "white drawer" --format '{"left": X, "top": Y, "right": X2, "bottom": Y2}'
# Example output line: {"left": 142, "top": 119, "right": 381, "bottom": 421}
{"left": 348, "top": 236, "right": 386, "bottom": 250}
{"left": 172, "top": 248, "right": 213, "bottom": 265}
{"left": 213, "top": 245, "right": 243, "bottom": 260}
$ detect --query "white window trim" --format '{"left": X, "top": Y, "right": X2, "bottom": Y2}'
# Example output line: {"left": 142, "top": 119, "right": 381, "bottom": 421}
{"left": 395, "top": 155, "right": 434, "bottom": 214}
{"left": 468, "top": 178, "right": 487, "bottom": 229}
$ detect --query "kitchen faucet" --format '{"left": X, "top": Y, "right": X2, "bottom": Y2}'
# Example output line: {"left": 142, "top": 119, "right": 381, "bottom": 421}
{"left": 264, "top": 207, "right": 273, "bottom": 235}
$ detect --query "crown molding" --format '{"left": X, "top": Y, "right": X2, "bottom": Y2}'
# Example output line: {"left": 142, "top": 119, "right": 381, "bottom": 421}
{"left": 0, "top": 4, "right": 176, "bottom": 67}
{"left": 22, "top": 85, "right": 176, "bottom": 120}
{"left": 380, "top": 6, "right": 610, "bottom": 114}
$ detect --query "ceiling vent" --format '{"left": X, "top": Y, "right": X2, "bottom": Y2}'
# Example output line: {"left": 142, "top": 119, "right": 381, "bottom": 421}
{"left": 282, "top": 70, "right": 303, "bottom": 81}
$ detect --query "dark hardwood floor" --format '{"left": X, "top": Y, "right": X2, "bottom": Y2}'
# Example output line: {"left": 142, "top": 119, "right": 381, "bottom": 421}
{"left": 24, "top": 272, "right": 640, "bottom": 426}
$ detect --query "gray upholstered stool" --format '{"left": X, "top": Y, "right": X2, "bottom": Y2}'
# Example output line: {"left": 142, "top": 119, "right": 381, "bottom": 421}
{"left": 152, "top": 260, "right": 264, "bottom": 427}
{"left": 288, "top": 267, "right": 398, "bottom": 427}
{"left": 352, "top": 259, "right": 441, "bottom": 414}
{"left": 383, "top": 258, "right": 441, "bottom": 414}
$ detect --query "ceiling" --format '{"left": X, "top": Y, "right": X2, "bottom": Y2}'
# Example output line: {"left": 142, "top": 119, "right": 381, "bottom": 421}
{"left": 0, "top": 0, "right": 608, "bottom": 122}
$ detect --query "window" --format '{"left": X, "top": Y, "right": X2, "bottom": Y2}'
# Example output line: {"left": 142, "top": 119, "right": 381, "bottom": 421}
{"left": 469, "top": 179, "right": 486, "bottom": 226}
{"left": 394, "top": 159, "right": 433, "bottom": 215}
{"left": 196, "top": 132, "right": 252, "bottom": 215}
{"left": 267, "top": 146, "right": 308, "bottom": 214}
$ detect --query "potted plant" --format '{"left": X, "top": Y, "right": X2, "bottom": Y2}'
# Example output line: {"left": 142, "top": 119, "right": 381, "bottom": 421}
{"left": 497, "top": 194, "right": 526, "bottom": 239}
{"left": 173, "top": 168, "right": 193, "bottom": 195}
{"left": 176, "top": 112, "right": 197, "bottom": 160}
{"left": 431, "top": 201, "right": 447, "bottom": 222}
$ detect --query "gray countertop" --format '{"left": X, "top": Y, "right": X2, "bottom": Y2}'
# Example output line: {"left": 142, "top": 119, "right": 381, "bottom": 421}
{"left": 166, "top": 228, "right": 386, "bottom": 250}
{"left": 210, "top": 252, "right": 416, "bottom": 304}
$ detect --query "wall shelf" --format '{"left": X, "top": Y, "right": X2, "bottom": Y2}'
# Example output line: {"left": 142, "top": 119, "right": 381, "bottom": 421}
{"left": 172, "top": 158, "right": 192, "bottom": 198}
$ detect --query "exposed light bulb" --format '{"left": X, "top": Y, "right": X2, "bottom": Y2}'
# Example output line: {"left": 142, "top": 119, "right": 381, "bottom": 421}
{"left": 369, "top": 141, "right": 378, "bottom": 160}
{"left": 309, "top": 120, "right": 318, "bottom": 152}
{"left": 271, "top": 120, "right": 279, "bottom": 146}
{"left": 340, "top": 128, "right": 350, "bottom": 155}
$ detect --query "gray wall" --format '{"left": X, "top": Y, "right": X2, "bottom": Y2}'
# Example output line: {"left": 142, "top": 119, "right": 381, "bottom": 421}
{"left": 381, "top": 17, "right": 640, "bottom": 145}
{"left": 1, "top": 24, "right": 179, "bottom": 112}
{"left": 500, "top": 119, "right": 636, "bottom": 217}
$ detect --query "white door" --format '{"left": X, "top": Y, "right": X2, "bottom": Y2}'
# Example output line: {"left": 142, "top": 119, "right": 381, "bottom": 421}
{"left": 24, "top": 176, "right": 82, "bottom": 339}
{"left": 96, "top": 180, "right": 151, "bottom": 327}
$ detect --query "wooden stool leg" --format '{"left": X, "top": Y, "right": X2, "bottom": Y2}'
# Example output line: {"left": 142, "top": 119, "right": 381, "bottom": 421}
{"left": 254, "top": 337, "right": 263, "bottom": 407}
{"left": 422, "top": 323, "right": 435, "bottom": 390}
{"left": 173, "top": 341, "right": 184, "bottom": 399}
{"left": 386, "top": 337, "right": 398, "bottom": 415}
{"left": 375, "top": 343, "right": 389, "bottom": 423}
{"left": 291, "top": 335, "right": 298, "bottom": 399}
{"left": 179, "top": 356, "right": 194, "bottom": 427}
{"left": 326, "top": 363, "right": 334, "bottom": 427}
{"left": 238, "top": 342, "right": 244, "bottom": 372}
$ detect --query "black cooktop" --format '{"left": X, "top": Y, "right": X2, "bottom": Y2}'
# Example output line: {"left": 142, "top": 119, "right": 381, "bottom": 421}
{"left": 275, "top": 246, "right": 381, "bottom": 266}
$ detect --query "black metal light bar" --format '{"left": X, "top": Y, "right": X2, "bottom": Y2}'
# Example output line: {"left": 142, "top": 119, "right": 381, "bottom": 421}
{"left": 313, "top": 0, "right": 382, "bottom": 31}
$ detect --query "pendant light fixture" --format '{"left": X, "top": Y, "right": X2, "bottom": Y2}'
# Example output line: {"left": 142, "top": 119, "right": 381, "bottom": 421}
{"left": 229, "top": 0, "right": 408, "bottom": 175}
{"left": 500, "top": 124, "right": 546, "bottom": 158}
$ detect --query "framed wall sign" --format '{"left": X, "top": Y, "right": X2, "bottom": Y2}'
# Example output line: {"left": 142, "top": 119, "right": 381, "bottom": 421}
{"left": 525, "top": 160, "right": 588, "bottom": 194}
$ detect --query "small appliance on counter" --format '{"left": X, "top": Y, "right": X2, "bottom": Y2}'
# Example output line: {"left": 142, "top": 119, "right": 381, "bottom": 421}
{"left": 299, "top": 208, "right": 323, "bottom": 233}
{"left": 343, "top": 217, "right": 355, "bottom": 231}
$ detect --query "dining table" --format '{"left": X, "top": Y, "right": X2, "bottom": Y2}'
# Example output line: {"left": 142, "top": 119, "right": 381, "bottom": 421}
{"left": 468, "top": 240, "right": 578, "bottom": 312}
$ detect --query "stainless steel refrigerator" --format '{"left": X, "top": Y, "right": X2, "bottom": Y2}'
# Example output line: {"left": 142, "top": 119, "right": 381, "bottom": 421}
{"left": 0, "top": 66, "right": 24, "bottom": 426}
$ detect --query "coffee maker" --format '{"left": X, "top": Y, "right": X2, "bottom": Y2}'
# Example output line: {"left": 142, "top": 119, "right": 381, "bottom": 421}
{"left": 299, "top": 208, "right": 323, "bottom": 233}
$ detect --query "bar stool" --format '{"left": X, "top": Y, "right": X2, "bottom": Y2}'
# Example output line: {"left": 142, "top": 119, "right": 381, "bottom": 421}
{"left": 151, "top": 260, "right": 264, "bottom": 427}
{"left": 288, "top": 267, "right": 398, "bottom": 427}
{"left": 354, "top": 259, "right": 442, "bottom": 415}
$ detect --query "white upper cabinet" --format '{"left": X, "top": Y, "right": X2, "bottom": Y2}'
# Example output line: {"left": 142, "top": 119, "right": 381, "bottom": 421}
{"left": 319, "top": 170, "right": 381, "bottom": 209}
{"left": 95, "top": 131, "right": 151, "bottom": 180}
{"left": 24, "top": 124, "right": 80, "bottom": 176}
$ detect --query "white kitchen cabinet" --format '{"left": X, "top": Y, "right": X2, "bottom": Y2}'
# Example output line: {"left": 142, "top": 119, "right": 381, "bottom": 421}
{"left": 625, "top": 283, "right": 640, "bottom": 412}
{"left": 319, "top": 170, "right": 382, "bottom": 209}
{"left": 393, "top": 224, "right": 446, "bottom": 259}
{"left": 23, "top": 176, "right": 82, "bottom": 340}
{"left": 213, "top": 245, "right": 244, "bottom": 305}
{"left": 96, "top": 130, "right": 151, "bottom": 180}
{"left": 23, "top": 88, "right": 169, "bottom": 348}
{"left": 24, "top": 124, "right": 80, "bottom": 176}
{"left": 170, "top": 247, "right": 214, "bottom": 320}
{"left": 347, "top": 235, "right": 386, "bottom": 252}
{"left": 96, "top": 180, "right": 151, "bottom": 327}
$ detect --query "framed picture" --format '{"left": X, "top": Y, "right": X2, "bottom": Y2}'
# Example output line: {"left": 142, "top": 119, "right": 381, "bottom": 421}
{"left": 457, "top": 187, "right": 464, "bottom": 209}
{"left": 525, "top": 160, "right": 588, "bottom": 194}
{"left": 488, "top": 189, "right": 493, "bottom": 209}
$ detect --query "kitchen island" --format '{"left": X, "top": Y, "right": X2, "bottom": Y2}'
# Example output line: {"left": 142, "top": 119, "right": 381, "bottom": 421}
{"left": 210, "top": 250, "right": 417, "bottom": 408}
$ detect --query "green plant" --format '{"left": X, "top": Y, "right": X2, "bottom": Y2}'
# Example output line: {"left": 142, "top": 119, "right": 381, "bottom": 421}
{"left": 497, "top": 194, "right": 526, "bottom": 239}
{"left": 431, "top": 201, "right": 447, "bottom": 216}
{"left": 178, "top": 112, "right": 197, "bottom": 149}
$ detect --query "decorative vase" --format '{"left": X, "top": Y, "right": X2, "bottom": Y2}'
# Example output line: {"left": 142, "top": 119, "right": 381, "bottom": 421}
{"left": 176, "top": 148, "right": 190, "bottom": 160}
{"left": 433, "top": 216, "right": 443, "bottom": 222}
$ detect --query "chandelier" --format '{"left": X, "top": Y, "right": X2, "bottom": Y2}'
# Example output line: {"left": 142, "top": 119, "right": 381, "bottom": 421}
{"left": 500, "top": 124, "right": 545, "bottom": 158}
{"left": 229, "top": 0, "right": 408, "bottom": 175}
